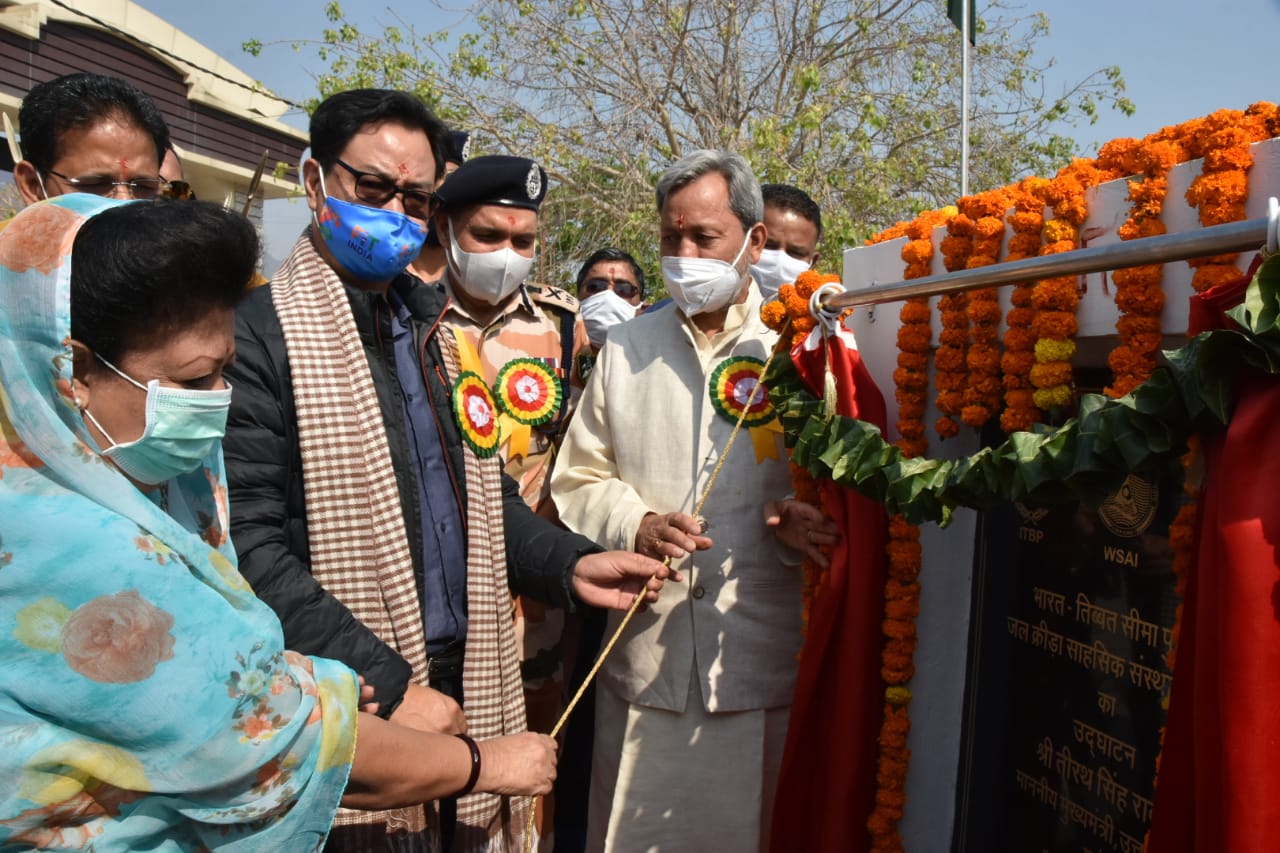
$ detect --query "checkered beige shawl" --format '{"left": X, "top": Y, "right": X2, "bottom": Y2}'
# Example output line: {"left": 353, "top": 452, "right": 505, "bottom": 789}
{"left": 272, "top": 233, "right": 528, "bottom": 852}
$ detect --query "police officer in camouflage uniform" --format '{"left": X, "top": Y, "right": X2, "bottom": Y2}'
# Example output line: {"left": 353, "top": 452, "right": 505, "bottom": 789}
{"left": 433, "top": 154, "right": 588, "bottom": 511}
{"left": 433, "top": 159, "right": 589, "bottom": 844}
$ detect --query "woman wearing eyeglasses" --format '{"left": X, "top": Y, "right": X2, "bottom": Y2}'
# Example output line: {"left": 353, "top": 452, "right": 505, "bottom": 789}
{"left": 0, "top": 195, "right": 558, "bottom": 851}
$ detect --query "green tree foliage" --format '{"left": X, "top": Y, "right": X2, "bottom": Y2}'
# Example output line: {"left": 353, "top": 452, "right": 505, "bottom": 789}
{"left": 259, "top": 0, "right": 1133, "bottom": 290}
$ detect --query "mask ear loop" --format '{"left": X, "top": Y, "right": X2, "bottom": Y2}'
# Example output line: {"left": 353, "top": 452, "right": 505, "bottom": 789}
{"left": 443, "top": 217, "right": 467, "bottom": 284}
{"left": 731, "top": 228, "right": 754, "bottom": 270}
{"left": 310, "top": 167, "right": 330, "bottom": 232}
{"left": 78, "top": 402, "right": 120, "bottom": 449}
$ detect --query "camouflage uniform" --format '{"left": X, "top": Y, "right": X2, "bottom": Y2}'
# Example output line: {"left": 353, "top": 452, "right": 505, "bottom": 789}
{"left": 441, "top": 278, "right": 590, "bottom": 757}
{"left": 442, "top": 279, "right": 589, "bottom": 508}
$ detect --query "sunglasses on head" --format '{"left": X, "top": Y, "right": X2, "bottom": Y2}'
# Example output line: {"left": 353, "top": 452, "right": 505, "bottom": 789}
{"left": 334, "top": 158, "right": 440, "bottom": 219}
{"left": 161, "top": 180, "right": 196, "bottom": 200}
{"left": 583, "top": 278, "right": 640, "bottom": 300}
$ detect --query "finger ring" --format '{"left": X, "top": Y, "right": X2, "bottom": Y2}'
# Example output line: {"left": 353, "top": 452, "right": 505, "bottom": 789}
{"left": 806, "top": 531, "right": 814, "bottom": 543}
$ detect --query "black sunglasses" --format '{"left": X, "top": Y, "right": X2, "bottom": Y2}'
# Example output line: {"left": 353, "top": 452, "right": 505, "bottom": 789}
{"left": 45, "top": 170, "right": 165, "bottom": 199}
{"left": 583, "top": 278, "right": 640, "bottom": 300}
{"left": 333, "top": 159, "right": 439, "bottom": 219}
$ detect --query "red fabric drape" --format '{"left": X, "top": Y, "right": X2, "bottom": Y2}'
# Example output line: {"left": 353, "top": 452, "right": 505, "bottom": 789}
{"left": 770, "top": 327, "right": 890, "bottom": 853}
{"left": 1147, "top": 373, "right": 1280, "bottom": 851}
{"left": 1149, "top": 267, "right": 1280, "bottom": 851}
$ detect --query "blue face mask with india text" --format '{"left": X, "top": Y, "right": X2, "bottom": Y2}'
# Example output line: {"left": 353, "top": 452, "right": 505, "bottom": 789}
{"left": 81, "top": 354, "right": 232, "bottom": 486}
{"left": 313, "top": 170, "right": 427, "bottom": 282}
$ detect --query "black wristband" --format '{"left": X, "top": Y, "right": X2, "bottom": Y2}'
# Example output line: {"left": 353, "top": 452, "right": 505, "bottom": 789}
{"left": 454, "top": 733, "right": 481, "bottom": 798}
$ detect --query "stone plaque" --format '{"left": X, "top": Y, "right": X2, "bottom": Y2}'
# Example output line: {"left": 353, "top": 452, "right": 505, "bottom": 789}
{"left": 953, "top": 468, "right": 1181, "bottom": 853}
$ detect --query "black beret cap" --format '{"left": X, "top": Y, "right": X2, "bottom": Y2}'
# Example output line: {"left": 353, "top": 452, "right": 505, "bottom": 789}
{"left": 447, "top": 131, "right": 471, "bottom": 165}
{"left": 436, "top": 154, "right": 547, "bottom": 212}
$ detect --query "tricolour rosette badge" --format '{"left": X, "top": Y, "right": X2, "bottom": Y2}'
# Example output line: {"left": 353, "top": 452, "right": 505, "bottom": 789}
{"left": 493, "top": 358, "right": 562, "bottom": 426}
{"left": 709, "top": 355, "right": 774, "bottom": 426}
{"left": 708, "top": 355, "right": 783, "bottom": 461}
{"left": 452, "top": 371, "right": 501, "bottom": 457}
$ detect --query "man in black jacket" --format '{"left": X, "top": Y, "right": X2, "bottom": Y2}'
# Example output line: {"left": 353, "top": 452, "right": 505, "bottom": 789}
{"left": 222, "top": 89, "right": 673, "bottom": 851}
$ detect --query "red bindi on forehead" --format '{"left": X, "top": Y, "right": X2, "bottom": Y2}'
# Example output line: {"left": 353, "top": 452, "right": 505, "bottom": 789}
{"left": 119, "top": 158, "right": 131, "bottom": 179}
{"left": 507, "top": 215, "right": 516, "bottom": 227}
{"left": 676, "top": 214, "right": 685, "bottom": 228}
{"left": 397, "top": 162, "right": 408, "bottom": 176}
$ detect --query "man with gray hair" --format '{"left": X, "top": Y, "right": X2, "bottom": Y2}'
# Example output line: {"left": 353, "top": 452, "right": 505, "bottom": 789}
{"left": 550, "top": 150, "right": 838, "bottom": 850}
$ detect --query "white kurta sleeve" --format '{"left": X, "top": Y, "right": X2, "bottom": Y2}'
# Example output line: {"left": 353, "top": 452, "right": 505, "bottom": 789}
{"left": 551, "top": 341, "right": 652, "bottom": 551}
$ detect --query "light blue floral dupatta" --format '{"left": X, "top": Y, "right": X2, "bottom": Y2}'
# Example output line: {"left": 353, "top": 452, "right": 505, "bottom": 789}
{"left": 0, "top": 195, "right": 358, "bottom": 851}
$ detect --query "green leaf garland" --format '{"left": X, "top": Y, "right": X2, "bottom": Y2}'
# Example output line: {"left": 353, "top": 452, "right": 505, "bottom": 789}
{"left": 765, "top": 254, "right": 1280, "bottom": 527}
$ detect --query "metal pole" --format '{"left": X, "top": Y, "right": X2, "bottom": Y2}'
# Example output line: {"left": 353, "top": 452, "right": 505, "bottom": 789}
{"left": 826, "top": 216, "right": 1268, "bottom": 310}
{"left": 960, "top": 1, "right": 970, "bottom": 198}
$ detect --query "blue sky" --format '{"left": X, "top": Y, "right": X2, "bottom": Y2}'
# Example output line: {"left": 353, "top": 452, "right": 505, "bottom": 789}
{"left": 132, "top": 0, "right": 1280, "bottom": 262}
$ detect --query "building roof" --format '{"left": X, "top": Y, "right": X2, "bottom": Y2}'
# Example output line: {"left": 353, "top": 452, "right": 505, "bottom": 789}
{"left": 0, "top": 0, "right": 307, "bottom": 204}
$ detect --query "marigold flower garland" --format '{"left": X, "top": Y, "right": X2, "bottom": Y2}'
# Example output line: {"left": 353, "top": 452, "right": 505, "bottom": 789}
{"left": 959, "top": 189, "right": 1011, "bottom": 427}
{"left": 861, "top": 209, "right": 950, "bottom": 853}
{"left": 763, "top": 271, "right": 820, "bottom": 347}
{"left": 1102, "top": 135, "right": 1183, "bottom": 397}
{"left": 935, "top": 211, "right": 971, "bottom": 437}
{"left": 1000, "top": 178, "right": 1049, "bottom": 432}
{"left": 1029, "top": 159, "right": 1111, "bottom": 410}
{"left": 847, "top": 102, "right": 1277, "bottom": 850}
{"left": 1183, "top": 106, "right": 1273, "bottom": 292}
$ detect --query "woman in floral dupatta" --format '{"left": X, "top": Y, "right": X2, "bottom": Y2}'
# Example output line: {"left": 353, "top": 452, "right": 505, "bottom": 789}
{"left": 0, "top": 194, "right": 358, "bottom": 850}
{"left": 0, "top": 195, "right": 557, "bottom": 852}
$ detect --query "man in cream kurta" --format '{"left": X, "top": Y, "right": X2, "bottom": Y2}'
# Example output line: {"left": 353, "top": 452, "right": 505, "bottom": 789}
{"left": 551, "top": 150, "right": 838, "bottom": 852}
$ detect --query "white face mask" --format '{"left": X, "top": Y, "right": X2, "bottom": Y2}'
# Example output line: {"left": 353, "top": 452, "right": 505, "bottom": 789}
{"left": 445, "top": 218, "right": 535, "bottom": 305}
{"left": 750, "top": 248, "right": 813, "bottom": 301}
{"left": 580, "top": 288, "right": 638, "bottom": 348}
{"left": 660, "top": 232, "right": 752, "bottom": 317}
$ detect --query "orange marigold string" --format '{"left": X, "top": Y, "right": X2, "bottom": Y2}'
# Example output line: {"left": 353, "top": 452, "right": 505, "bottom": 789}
{"left": 763, "top": 261, "right": 919, "bottom": 853}
{"left": 854, "top": 103, "right": 1279, "bottom": 851}
{"left": 936, "top": 210, "right": 971, "bottom": 437}
{"left": 1000, "top": 177, "right": 1048, "bottom": 432}
{"left": 1030, "top": 158, "right": 1113, "bottom": 410}
{"left": 1184, "top": 106, "right": 1273, "bottom": 293}
{"left": 1103, "top": 135, "right": 1185, "bottom": 397}
{"left": 959, "top": 189, "right": 1011, "bottom": 427}
{"left": 860, "top": 209, "right": 944, "bottom": 853}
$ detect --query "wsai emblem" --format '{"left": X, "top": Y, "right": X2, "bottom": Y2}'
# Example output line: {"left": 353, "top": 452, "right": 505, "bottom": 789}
{"left": 452, "top": 371, "right": 500, "bottom": 458}
{"left": 1098, "top": 473, "right": 1158, "bottom": 539}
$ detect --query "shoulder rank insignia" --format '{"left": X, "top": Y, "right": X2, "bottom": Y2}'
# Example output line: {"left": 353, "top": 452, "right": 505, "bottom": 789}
{"left": 528, "top": 283, "right": 580, "bottom": 313}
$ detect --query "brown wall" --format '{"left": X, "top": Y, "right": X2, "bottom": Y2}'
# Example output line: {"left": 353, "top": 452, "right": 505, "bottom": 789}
{"left": 0, "top": 20, "right": 303, "bottom": 177}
